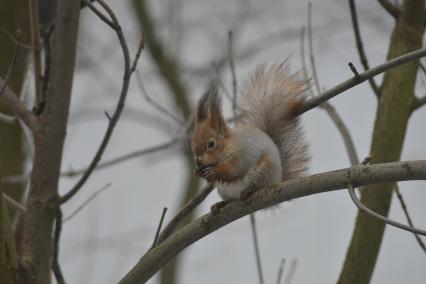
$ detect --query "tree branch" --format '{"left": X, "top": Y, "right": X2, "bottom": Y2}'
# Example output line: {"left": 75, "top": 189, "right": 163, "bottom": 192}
{"left": 0, "top": 77, "right": 40, "bottom": 133}
{"left": 348, "top": 0, "right": 381, "bottom": 97}
{"left": 119, "top": 160, "right": 426, "bottom": 284}
{"left": 60, "top": 0, "right": 134, "bottom": 204}
{"left": 298, "top": 47, "right": 426, "bottom": 115}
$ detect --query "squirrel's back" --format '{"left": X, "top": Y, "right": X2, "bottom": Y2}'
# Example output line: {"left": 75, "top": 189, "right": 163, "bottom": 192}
{"left": 238, "top": 62, "right": 309, "bottom": 180}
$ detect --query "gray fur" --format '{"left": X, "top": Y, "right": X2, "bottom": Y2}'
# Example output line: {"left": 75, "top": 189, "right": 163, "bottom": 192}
{"left": 238, "top": 63, "right": 310, "bottom": 180}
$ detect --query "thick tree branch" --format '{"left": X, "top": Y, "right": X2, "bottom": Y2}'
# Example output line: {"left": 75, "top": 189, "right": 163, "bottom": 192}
{"left": 119, "top": 160, "right": 426, "bottom": 284}
{"left": 0, "top": 77, "right": 40, "bottom": 132}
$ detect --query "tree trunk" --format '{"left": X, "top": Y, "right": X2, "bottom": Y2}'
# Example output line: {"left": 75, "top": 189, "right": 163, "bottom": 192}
{"left": 337, "top": 0, "right": 424, "bottom": 283}
{"left": 20, "top": 1, "right": 80, "bottom": 283}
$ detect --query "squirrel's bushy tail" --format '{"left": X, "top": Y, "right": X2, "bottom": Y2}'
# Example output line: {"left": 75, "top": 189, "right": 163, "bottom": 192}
{"left": 239, "top": 62, "right": 309, "bottom": 180}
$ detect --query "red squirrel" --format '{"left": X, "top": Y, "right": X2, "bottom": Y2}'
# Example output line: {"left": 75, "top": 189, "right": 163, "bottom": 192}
{"left": 191, "top": 63, "right": 309, "bottom": 214}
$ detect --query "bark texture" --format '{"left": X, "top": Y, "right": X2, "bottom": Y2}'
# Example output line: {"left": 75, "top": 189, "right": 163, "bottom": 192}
{"left": 20, "top": 1, "right": 80, "bottom": 283}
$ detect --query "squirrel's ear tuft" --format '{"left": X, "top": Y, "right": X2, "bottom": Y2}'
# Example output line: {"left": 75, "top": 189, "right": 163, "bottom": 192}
{"left": 196, "top": 90, "right": 210, "bottom": 123}
{"left": 208, "top": 87, "right": 226, "bottom": 134}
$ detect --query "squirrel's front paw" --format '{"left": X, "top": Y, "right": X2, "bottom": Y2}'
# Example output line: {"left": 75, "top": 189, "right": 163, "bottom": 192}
{"left": 195, "top": 166, "right": 213, "bottom": 180}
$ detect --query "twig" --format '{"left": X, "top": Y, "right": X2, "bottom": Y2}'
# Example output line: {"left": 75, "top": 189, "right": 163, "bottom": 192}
{"left": 60, "top": 0, "right": 134, "bottom": 204}
{"left": 394, "top": 185, "right": 426, "bottom": 253}
{"left": 29, "top": 0, "right": 42, "bottom": 106}
{"left": 212, "top": 61, "right": 233, "bottom": 101}
{"left": 130, "top": 33, "right": 145, "bottom": 74}
{"left": 412, "top": 95, "right": 426, "bottom": 111}
{"left": 52, "top": 208, "right": 66, "bottom": 284}
{"left": 135, "top": 70, "right": 184, "bottom": 125}
{"left": 276, "top": 258, "right": 285, "bottom": 284}
{"left": 61, "top": 138, "right": 180, "bottom": 177}
{"left": 0, "top": 77, "right": 40, "bottom": 132}
{"left": 155, "top": 184, "right": 214, "bottom": 245}
{"left": 228, "top": 30, "right": 238, "bottom": 114}
{"left": 63, "top": 183, "right": 111, "bottom": 223}
{"left": 2, "top": 193, "right": 27, "bottom": 213}
{"left": 302, "top": 17, "right": 359, "bottom": 166}
{"left": 347, "top": 184, "right": 426, "bottom": 235}
{"left": 250, "top": 214, "right": 264, "bottom": 284}
{"left": 0, "top": 30, "right": 21, "bottom": 97}
{"left": 298, "top": 47, "right": 426, "bottom": 115}
{"left": 283, "top": 259, "right": 298, "bottom": 284}
{"left": 348, "top": 62, "right": 360, "bottom": 79}
{"left": 151, "top": 207, "right": 168, "bottom": 248}
{"left": 118, "top": 160, "right": 426, "bottom": 284}
{"left": 307, "top": 3, "right": 321, "bottom": 96}
{"left": 348, "top": 0, "right": 381, "bottom": 97}
{"left": 377, "top": 0, "right": 400, "bottom": 18}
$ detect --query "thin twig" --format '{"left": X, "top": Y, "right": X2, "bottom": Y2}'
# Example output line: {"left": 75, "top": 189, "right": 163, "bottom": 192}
{"left": 283, "top": 259, "right": 298, "bottom": 284}
{"left": 394, "top": 185, "right": 426, "bottom": 253}
{"left": 377, "top": 0, "right": 400, "bottom": 18}
{"left": 29, "top": 0, "right": 42, "bottom": 105}
{"left": 228, "top": 30, "right": 238, "bottom": 114}
{"left": 135, "top": 69, "right": 184, "bottom": 125}
{"left": 276, "top": 258, "right": 286, "bottom": 284}
{"left": 0, "top": 77, "right": 40, "bottom": 132}
{"left": 347, "top": 184, "right": 426, "bottom": 235}
{"left": 412, "top": 95, "right": 426, "bottom": 111}
{"left": 298, "top": 47, "right": 426, "bottom": 115}
{"left": 250, "top": 214, "right": 264, "bottom": 284}
{"left": 63, "top": 183, "right": 111, "bottom": 223}
{"left": 60, "top": 0, "right": 134, "bottom": 204}
{"left": 2, "top": 193, "right": 27, "bottom": 213}
{"left": 61, "top": 138, "right": 180, "bottom": 177}
{"left": 130, "top": 33, "right": 145, "bottom": 74}
{"left": 212, "top": 62, "right": 233, "bottom": 101}
{"left": 151, "top": 207, "right": 168, "bottom": 248}
{"left": 348, "top": 62, "right": 360, "bottom": 79}
{"left": 156, "top": 184, "right": 214, "bottom": 245}
{"left": 348, "top": 0, "right": 381, "bottom": 97}
{"left": 0, "top": 30, "right": 21, "bottom": 97}
{"left": 52, "top": 208, "right": 66, "bottom": 284}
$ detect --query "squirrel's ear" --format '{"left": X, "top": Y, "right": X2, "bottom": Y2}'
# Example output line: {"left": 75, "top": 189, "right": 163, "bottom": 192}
{"left": 208, "top": 87, "right": 227, "bottom": 134}
{"left": 196, "top": 91, "right": 210, "bottom": 123}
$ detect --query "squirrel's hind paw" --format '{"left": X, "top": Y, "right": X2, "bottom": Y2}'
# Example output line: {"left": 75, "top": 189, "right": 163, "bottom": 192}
{"left": 210, "top": 201, "right": 228, "bottom": 216}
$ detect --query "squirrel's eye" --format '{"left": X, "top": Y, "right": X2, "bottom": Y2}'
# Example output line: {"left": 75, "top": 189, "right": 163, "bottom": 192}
{"left": 207, "top": 140, "right": 216, "bottom": 150}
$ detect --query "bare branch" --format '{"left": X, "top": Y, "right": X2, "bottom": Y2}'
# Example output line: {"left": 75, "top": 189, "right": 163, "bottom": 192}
{"left": 52, "top": 209, "right": 65, "bottom": 284}
{"left": 283, "top": 259, "right": 298, "bottom": 284}
{"left": 348, "top": 0, "right": 381, "bottom": 97}
{"left": 412, "top": 95, "right": 426, "bottom": 111}
{"left": 276, "top": 258, "right": 285, "bottom": 284}
{"left": 29, "top": 0, "right": 42, "bottom": 105}
{"left": 63, "top": 183, "right": 111, "bottom": 223}
{"left": 2, "top": 193, "right": 26, "bottom": 214}
{"left": 347, "top": 184, "right": 426, "bottom": 235}
{"left": 298, "top": 48, "right": 426, "bottom": 115}
{"left": 156, "top": 184, "right": 214, "bottom": 245}
{"left": 250, "top": 214, "right": 264, "bottom": 284}
{"left": 151, "top": 207, "right": 168, "bottom": 248}
{"left": 394, "top": 185, "right": 426, "bottom": 253}
{"left": 61, "top": 138, "right": 180, "bottom": 177}
{"left": 228, "top": 30, "right": 238, "bottom": 114}
{"left": 0, "top": 77, "right": 40, "bottom": 132}
{"left": 0, "top": 30, "right": 21, "bottom": 97}
{"left": 377, "top": 0, "right": 400, "bottom": 18}
{"left": 119, "top": 160, "right": 426, "bottom": 284}
{"left": 60, "top": 0, "right": 134, "bottom": 204}
{"left": 130, "top": 33, "right": 145, "bottom": 74}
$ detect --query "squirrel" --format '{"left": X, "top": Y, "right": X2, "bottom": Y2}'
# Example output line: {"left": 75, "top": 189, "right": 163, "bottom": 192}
{"left": 191, "top": 62, "right": 309, "bottom": 215}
